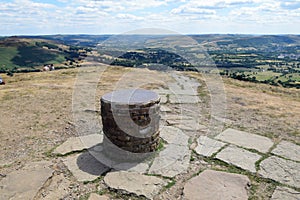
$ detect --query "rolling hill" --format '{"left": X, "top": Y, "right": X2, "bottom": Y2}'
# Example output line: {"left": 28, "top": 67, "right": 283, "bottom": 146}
{"left": 0, "top": 37, "right": 88, "bottom": 73}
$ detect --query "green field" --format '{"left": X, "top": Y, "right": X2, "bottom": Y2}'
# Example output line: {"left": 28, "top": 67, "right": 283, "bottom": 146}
{"left": 251, "top": 71, "right": 281, "bottom": 81}
{"left": 0, "top": 47, "right": 19, "bottom": 69}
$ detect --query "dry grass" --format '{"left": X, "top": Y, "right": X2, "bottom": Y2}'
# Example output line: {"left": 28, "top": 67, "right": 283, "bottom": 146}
{"left": 223, "top": 78, "right": 300, "bottom": 143}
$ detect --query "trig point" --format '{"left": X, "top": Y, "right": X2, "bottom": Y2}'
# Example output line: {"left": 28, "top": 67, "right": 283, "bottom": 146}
{"left": 101, "top": 89, "right": 161, "bottom": 155}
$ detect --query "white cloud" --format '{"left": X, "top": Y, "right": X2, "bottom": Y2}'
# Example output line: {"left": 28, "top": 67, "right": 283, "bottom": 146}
{"left": 116, "top": 13, "right": 143, "bottom": 20}
{"left": 0, "top": 0, "right": 300, "bottom": 35}
{"left": 171, "top": 7, "right": 216, "bottom": 15}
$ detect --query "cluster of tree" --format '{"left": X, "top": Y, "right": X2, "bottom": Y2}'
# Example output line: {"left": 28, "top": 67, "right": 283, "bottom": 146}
{"left": 109, "top": 49, "right": 196, "bottom": 71}
{"left": 35, "top": 41, "right": 59, "bottom": 50}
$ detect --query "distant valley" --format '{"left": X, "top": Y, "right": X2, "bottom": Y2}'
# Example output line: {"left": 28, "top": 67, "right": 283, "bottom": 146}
{"left": 0, "top": 34, "right": 299, "bottom": 88}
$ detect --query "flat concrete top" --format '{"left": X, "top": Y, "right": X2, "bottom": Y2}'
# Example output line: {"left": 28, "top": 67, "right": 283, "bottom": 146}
{"left": 101, "top": 89, "right": 160, "bottom": 105}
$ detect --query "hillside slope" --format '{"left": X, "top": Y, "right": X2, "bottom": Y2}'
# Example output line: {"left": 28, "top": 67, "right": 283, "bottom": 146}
{"left": 0, "top": 37, "right": 87, "bottom": 72}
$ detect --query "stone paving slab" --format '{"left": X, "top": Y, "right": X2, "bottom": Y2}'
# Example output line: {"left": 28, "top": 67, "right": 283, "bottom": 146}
{"left": 0, "top": 161, "right": 53, "bottom": 200}
{"left": 271, "top": 186, "right": 300, "bottom": 200}
{"left": 215, "top": 128, "right": 273, "bottom": 153}
{"left": 88, "top": 145, "right": 152, "bottom": 173}
{"left": 216, "top": 145, "right": 261, "bottom": 173}
{"left": 195, "top": 136, "right": 227, "bottom": 157}
{"left": 160, "top": 126, "right": 189, "bottom": 146}
{"left": 53, "top": 134, "right": 103, "bottom": 155}
{"left": 166, "top": 119, "right": 207, "bottom": 132}
{"left": 112, "top": 162, "right": 150, "bottom": 173}
{"left": 162, "top": 114, "right": 193, "bottom": 121}
{"left": 35, "top": 173, "right": 71, "bottom": 200}
{"left": 169, "top": 94, "right": 200, "bottom": 104}
{"left": 104, "top": 171, "right": 167, "bottom": 199}
{"left": 183, "top": 170, "right": 250, "bottom": 200}
{"left": 63, "top": 152, "right": 110, "bottom": 182}
{"left": 259, "top": 156, "right": 300, "bottom": 188}
{"left": 160, "top": 105, "right": 172, "bottom": 112}
{"left": 148, "top": 144, "right": 191, "bottom": 177}
{"left": 272, "top": 140, "right": 300, "bottom": 162}
{"left": 167, "top": 82, "right": 198, "bottom": 96}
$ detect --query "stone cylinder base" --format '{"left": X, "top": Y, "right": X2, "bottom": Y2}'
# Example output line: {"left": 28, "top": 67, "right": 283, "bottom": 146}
{"left": 101, "top": 89, "right": 161, "bottom": 153}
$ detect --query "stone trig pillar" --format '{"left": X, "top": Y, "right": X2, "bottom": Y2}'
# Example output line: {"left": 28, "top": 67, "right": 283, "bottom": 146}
{"left": 101, "top": 89, "right": 160, "bottom": 158}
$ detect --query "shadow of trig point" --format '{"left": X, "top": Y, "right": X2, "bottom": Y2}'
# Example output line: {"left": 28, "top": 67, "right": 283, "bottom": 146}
{"left": 97, "top": 89, "right": 161, "bottom": 165}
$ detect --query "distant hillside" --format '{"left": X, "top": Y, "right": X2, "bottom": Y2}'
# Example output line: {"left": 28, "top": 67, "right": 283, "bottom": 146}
{"left": 22, "top": 35, "right": 112, "bottom": 47}
{"left": 0, "top": 37, "right": 89, "bottom": 72}
{"left": 17, "top": 34, "right": 300, "bottom": 52}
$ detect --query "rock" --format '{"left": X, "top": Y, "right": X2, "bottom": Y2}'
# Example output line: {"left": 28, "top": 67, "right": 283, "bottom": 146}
{"left": 53, "top": 134, "right": 103, "bottom": 155}
{"left": 272, "top": 141, "right": 300, "bottom": 162}
{"left": 159, "top": 95, "right": 168, "bottom": 104}
{"left": 195, "top": 136, "right": 226, "bottom": 157}
{"left": 148, "top": 144, "right": 191, "bottom": 177}
{"left": 215, "top": 128, "right": 273, "bottom": 153}
{"left": 0, "top": 161, "right": 53, "bottom": 200}
{"left": 271, "top": 186, "right": 300, "bottom": 200}
{"left": 63, "top": 152, "right": 110, "bottom": 182}
{"left": 183, "top": 170, "right": 250, "bottom": 200}
{"left": 89, "top": 193, "right": 110, "bottom": 200}
{"left": 216, "top": 145, "right": 261, "bottom": 173}
{"left": 259, "top": 156, "right": 300, "bottom": 188}
{"left": 160, "top": 126, "right": 189, "bottom": 146}
{"left": 104, "top": 171, "right": 166, "bottom": 199}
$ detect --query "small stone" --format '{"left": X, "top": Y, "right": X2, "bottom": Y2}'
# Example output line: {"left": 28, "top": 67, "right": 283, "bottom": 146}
{"left": 89, "top": 193, "right": 110, "bottom": 200}
{"left": 159, "top": 95, "right": 168, "bottom": 104}
{"left": 216, "top": 145, "right": 261, "bottom": 173}
{"left": 259, "top": 156, "right": 300, "bottom": 188}
{"left": 271, "top": 186, "right": 300, "bottom": 200}
{"left": 0, "top": 161, "right": 53, "bottom": 200}
{"left": 148, "top": 144, "right": 190, "bottom": 177}
{"left": 63, "top": 152, "right": 110, "bottom": 182}
{"left": 215, "top": 128, "right": 273, "bottom": 153}
{"left": 183, "top": 170, "right": 250, "bottom": 200}
{"left": 189, "top": 142, "right": 197, "bottom": 150}
{"left": 195, "top": 136, "right": 226, "bottom": 157}
{"left": 104, "top": 171, "right": 166, "bottom": 199}
{"left": 272, "top": 141, "right": 300, "bottom": 162}
{"left": 53, "top": 134, "right": 103, "bottom": 155}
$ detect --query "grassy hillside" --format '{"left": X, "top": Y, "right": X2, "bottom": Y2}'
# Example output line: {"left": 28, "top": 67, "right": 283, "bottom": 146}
{"left": 0, "top": 46, "right": 19, "bottom": 69}
{"left": 0, "top": 37, "right": 87, "bottom": 72}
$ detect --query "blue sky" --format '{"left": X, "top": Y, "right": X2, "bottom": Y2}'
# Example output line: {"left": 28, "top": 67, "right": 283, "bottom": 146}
{"left": 0, "top": 0, "right": 300, "bottom": 35}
